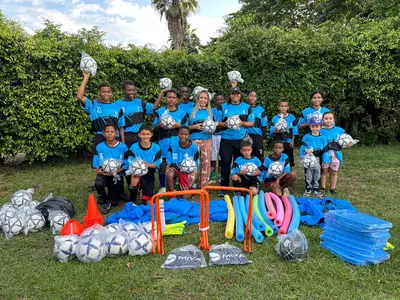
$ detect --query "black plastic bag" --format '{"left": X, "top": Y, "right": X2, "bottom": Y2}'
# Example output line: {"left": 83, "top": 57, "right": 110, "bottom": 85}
{"left": 36, "top": 196, "right": 76, "bottom": 226}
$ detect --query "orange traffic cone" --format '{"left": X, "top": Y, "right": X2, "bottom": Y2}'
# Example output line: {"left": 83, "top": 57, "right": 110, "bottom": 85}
{"left": 83, "top": 194, "right": 103, "bottom": 228}
{"left": 61, "top": 219, "right": 85, "bottom": 235}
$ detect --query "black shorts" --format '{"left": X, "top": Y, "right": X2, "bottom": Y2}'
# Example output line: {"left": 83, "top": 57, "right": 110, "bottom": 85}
{"left": 234, "top": 175, "right": 259, "bottom": 189}
{"left": 124, "top": 132, "right": 140, "bottom": 149}
{"left": 138, "top": 169, "right": 156, "bottom": 201}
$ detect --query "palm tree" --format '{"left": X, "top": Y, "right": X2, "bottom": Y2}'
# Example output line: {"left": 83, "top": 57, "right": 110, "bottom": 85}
{"left": 168, "top": 24, "right": 201, "bottom": 52}
{"left": 152, "top": 0, "right": 199, "bottom": 50}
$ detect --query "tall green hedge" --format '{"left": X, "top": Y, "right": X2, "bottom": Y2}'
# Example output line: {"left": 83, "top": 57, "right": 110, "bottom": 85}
{"left": 0, "top": 13, "right": 399, "bottom": 161}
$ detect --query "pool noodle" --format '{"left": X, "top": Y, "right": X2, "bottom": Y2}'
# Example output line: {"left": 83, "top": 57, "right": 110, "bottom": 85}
{"left": 238, "top": 196, "right": 264, "bottom": 243}
{"left": 269, "top": 192, "right": 284, "bottom": 227}
{"left": 258, "top": 190, "right": 278, "bottom": 234}
{"left": 264, "top": 192, "right": 277, "bottom": 220}
{"left": 278, "top": 195, "right": 292, "bottom": 234}
{"left": 245, "top": 194, "right": 266, "bottom": 232}
{"left": 224, "top": 195, "right": 235, "bottom": 239}
{"left": 252, "top": 194, "right": 273, "bottom": 236}
{"left": 232, "top": 196, "right": 244, "bottom": 242}
{"left": 288, "top": 195, "right": 300, "bottom": 233}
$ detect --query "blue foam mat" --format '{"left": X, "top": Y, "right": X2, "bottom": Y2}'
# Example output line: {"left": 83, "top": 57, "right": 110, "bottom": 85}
{"left": 325, "top": 210, "right": 392, "bottom": 232}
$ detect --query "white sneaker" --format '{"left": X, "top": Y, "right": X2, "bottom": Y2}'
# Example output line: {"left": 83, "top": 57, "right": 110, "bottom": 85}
{"left": 158, "top": 187, "right": 166, "bottom": 194}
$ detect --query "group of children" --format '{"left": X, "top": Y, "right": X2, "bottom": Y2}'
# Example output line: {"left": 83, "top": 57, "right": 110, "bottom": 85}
{"left": 78, "top": 73, "right": 349, "bottom": 214}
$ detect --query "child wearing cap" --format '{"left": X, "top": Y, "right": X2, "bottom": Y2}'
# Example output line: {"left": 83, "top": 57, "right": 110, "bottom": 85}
{"left": 299, "top": 119, "right": 330, "bottom": 198}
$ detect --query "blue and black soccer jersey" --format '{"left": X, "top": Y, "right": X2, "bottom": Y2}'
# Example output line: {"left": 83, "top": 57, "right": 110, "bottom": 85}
{"left": 300, "top": 133, "right": 330, "bottom": 164}
{"left": 127, "top": 142, "right": 162, "bottom": 169}
{"left": 166, "top": 140, "right": 200, "bottom": 171}
{"left": 178, "top": 102, "right": 195, "bottom": 115}
{"left": 116, "top": 98, "right": 154, "bottom": 133}
{"left": 154, "top": 107, "right": 188, "bottom": 158}
{"left": 261, "top": 153, "right": 291, "bottom": 180}
{"left": 269, "top": 113, "right": 299, "bottom": 143}
{"left": 81, "top": 98, "right": 120, "bottom": 135}
{"left": 220, "top": 102, "right": 255, "bottom": 140}
{"left": 320, "top": 126, "right": 345, "bottom": 162}
{"left": 231, "top": 156, "right": 262, "bottom": 181}
{"left": 247, "top": 105, "right": 268, "bottom": 137}
{"left": 188, "top": 108, "right": 214, "bottom": 140}
{"left": 92, "top": 141, "right": 129, "bottom": 172}
{"left": 298, "top": 106, "right": 330, "bottom": 128}
{"left": 212, "top": 107, "right": 223, "bottom": 135}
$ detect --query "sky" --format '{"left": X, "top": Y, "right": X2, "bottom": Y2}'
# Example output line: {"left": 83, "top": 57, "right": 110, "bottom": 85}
{"left": 1, "top": 0, "right": 242, "bottom": 48}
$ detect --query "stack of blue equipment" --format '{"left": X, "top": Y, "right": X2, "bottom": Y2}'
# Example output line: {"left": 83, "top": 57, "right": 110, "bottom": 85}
{"left": 320, "top": 210, "right": 392, "bottom": 266}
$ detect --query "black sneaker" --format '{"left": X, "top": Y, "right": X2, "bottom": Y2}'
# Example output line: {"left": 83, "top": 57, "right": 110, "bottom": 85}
{"left": 321, "top": 188, "right": 326, "bottom": 193}
{"left": 98, "top": 195, "right": 106, "bottom": 205}
{"left": 330, "top": 189, "right": 337, "bottom": 195}
{"left": 101, "top": 202, "right": 111, "bottom": 214}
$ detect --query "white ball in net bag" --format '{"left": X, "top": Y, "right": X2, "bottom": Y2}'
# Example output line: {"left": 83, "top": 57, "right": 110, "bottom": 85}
{"left": 242, "top": 163, "right": 258, "bottom": 176}
{"left": 180, "top": 157, "right": 197, "bottom": 173}
{"left": 130, "top": 159, "right": 148, "bottom": 177}
{"left": 80, "top": 51, "right": 98, "bottom": 76}
{"left": 227, "top": 70, "right": 244, "bottom": 83}
{"left": 268, "top": 161, "right": 283, "bottom": 177}
{"left": 202, "top": 119, "right": 217, "bottom": 134}
{"left": 159, "top": 78, "right": 172, "bottom": 89}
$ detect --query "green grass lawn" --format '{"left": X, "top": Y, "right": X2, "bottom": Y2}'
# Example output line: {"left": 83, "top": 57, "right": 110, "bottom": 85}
{"left": 0, "top": 145, "right": 399, "bottom": 299}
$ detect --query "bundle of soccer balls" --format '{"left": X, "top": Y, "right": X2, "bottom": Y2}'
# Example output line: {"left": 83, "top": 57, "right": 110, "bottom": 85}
{"left": 227, "top": 70, "right": 244, "bottom": 83}
{"left": 80, "top": 51, "right": 98, "bottom": 76}
{"left": 160, "top": 78, "right": 172, "bottom": 90}
{"left": 0, "top": 188, "right": 46, "bottom": 239}
{"left": 54, "top": 221, "right": 153, "bottom": 263}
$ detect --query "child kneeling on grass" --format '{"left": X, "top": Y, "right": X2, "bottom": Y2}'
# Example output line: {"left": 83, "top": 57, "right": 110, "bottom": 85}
{"left": 230, "top": 140, "right": 262, "bottom": 196}
{"left": 262, "top": 140, "right": 296, "bottom": 197}
{"left": 92, "top": 125, "right": 129, "bottom": 214}
{"left": 166, "top": 126, "right": 199, "bottom": 199}
{"left": 127, "top": 125, "right": 162, "bottom": 205}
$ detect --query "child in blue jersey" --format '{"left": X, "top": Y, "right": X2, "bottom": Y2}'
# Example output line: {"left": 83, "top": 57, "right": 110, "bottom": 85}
{"left": 210, "top": 93, "right": 225, "bottom": 182}
{"left": 116, "top": 80, "right": 164, "bottom": 148}
{"left": 127, "top": 125, "right": 162, "bottom": 204}
{"left": 247, "top": 91, "right": 268, "bottom": 161}
{"left": 262, "top": 140, "right": 296, "bottom": 197}
{"left": 77, "top": 72, "right": 120, "bottom": 150}
{"left": 298, "top": 90, "right": 330, "bottom": 135}
{"left": 320, "top": 112, "right": 347, "bottom": 195}
{"left": 166, "top": 127, "right": 199, "bottom": 199}
{"left": 178, "top": 87, "right": 195, "bottom": 115}
{"left": 269, "top": 100, "right": 299, "bottom": 167}
{"left": 92, "top": 125, "right": 129, "bottom": 214}
{"left": 300, "top": 119, "right": 330, "bottom": 197}
{"left": 154, "top": 90, "right": 189, "bottom": 193}
{"left": 218, "top": 84, "right": 255, "bottom": 196}
{"left": 231, "top": 141, "right": 262, "bottom": 196}
{"left": 188, "top": 90, "right": 214, "bottom": 188}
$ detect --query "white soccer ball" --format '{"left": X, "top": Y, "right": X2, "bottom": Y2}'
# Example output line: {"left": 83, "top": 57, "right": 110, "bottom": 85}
{"left": 275, "top": 119, "right": 288, "bottom": 132}
{"left": 80, "top": 51, "right": 98, "bottom": 75}
{"left": 337, "top": 133, "right": 355, "bottom": 148}
{"left": 54, "top": 235, "right": 79, "bottom": 262}
{"left": 301, "top": 154, "right": 319, "bottom": 169}
{"left": 105, "top": 223, "right": 120, "bottom": 233}
{"left": 130, "top": 159, "right": 148, "bottom": 177}
{"left": 105, "top": 232, "right": 129, "bottom": 257}
{"left": 76, "top": 236, "right": 105, "bottom": 263}
{"left": 0, "top": 204, "right": 15, "bottom": 225}
{"left": 202, "top": 119, "right": 217, "bottom": 134}
{"left": 242, "top": 163, "right": 258, "bottom": 176}
{"left": 120, "top": 222, "right": 141, "bottom": 238}
{"left": 49, "top": 211, "right": 69, "bottom": 235}
{"left": 159, "top": 78, "right": 172, "bottom": 89}
{"left": 227, "top": 115, "right": 242, "bottom": 129}
{"left": 128, "top": 232, "right": 153, "bottom": 256}
{"left": 227, "top": 70, "right": 244, "bottom": 83}
{"left": 11, "top": 190, "right": 33, "bottom": 208}
{"left": 180, "top": 157, "right": 197, "bottom": 173}
{"left": 80, "top": 225, "right": 106, "bottom": 238}
{"left": 268, "top": 161, "right": 284, "bottom": 177}
{"left": 25, "top": 211, "right": 45, "bottom": 233}
{"left": 102, "top": 158, "right": 120, "bottom": 174}
{"left": 192, "top": 86, "right": 207, "bottom": 98}
{"left": 160, "top": 114, "right": 176, "bottom": 129}
{"left": 3, "top": 215, "right": 24, "bottom": 237}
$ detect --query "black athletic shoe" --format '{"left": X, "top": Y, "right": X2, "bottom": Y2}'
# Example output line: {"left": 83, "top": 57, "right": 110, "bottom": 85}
{"left": 98, "top": 195, "right": 106, "bottom": 205}
{"left": 330, "top": 189, "right": 337, "bottom": 195}
{"left": 101, "top": 202, "right": 111, "bottom": 214}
